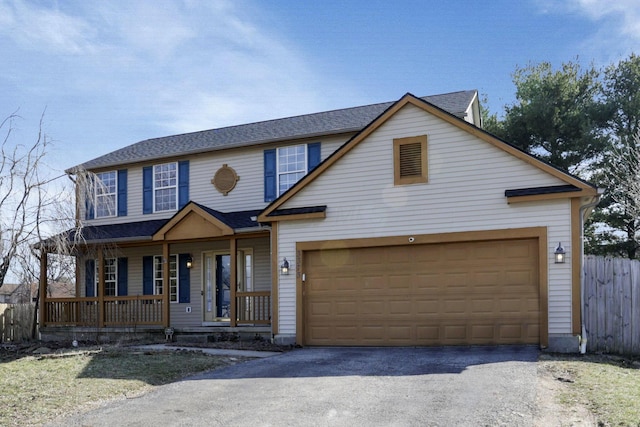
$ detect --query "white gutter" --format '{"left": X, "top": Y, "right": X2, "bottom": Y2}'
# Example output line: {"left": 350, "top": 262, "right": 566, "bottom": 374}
{"left": 578, "top": 190, "right": 604, "bottom": 353}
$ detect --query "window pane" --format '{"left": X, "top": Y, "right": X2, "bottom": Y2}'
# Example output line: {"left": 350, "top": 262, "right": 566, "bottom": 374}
{"left": 95, "top": 171, "right": 117, "bottom": 218}
{"left": 96, "top": 258, "right": 117, "bottom": 296}
{"left": 277, "top": 145, "right": 306, "bottom": 195}
{"left": 278, "top": 171, "right": 305, "bottom": 194}
{"left": 153, "top": 255, "right": 178, "bottom": 302}
{"left": 155, "top": 188, "right": 176, "bottom": 211}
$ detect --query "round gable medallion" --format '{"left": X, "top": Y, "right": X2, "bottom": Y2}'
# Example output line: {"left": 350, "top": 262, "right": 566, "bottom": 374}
{"left": 212, "top": 164, "right": 239, "bottom": 196}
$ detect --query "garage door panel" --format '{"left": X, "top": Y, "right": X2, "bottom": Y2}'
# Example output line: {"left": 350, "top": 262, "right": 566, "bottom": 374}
{"left": 336, "top": 301, "right": 356, "bottom": 315}
{"left": 303, "top": 238, "right": 539, "bottom": 346}
{"left": 471, "top": 299, "right": 494, "bottom": 313}
{"left": 415, "top": 299, "right": 439, "bottom": 314}
{"left": 361, "top": 275, "right": 386, "bottom": 290}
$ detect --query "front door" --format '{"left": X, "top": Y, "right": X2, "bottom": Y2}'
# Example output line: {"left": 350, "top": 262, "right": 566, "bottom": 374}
{"left": 203, "top": 252, "right": 231, "bottom": 322}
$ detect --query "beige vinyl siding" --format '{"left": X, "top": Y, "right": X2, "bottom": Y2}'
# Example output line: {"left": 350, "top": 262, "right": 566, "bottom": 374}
{"left": 276, "top": 103, "right": 575, "bottom": 336}
{"left": 83, "top": 136, "right": 349, "bottom": 226}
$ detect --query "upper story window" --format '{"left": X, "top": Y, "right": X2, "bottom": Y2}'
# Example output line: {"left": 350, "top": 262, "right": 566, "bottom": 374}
{"left": 85, "top": 169, "right": 127, "bottom": 220}
{"left": 143, "top": 161, "right": 188, "bottom": 215}
{"left": 264, "top": 142, "right": 321, "bottom": 202}
{"left": 154, "top": 162, "right": 177, "bottom": 212}
{"left": 277, "top": 145, "right": 307, "bottom": 195}
{"left": 95, "top": 171, "right": 117, "bottom": 218}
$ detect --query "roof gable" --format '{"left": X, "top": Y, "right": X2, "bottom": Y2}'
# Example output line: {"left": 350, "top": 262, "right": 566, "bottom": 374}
{"left": 153, "top": 202, "right": 234, "bottom": 241}
{"left": 152, "top": 202, "right": 264, "bottom": 241}
{"left": 258, "top": 93, "right": 598, "bottom": 221}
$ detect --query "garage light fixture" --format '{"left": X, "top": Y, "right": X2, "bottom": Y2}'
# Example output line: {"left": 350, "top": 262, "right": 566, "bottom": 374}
{"left": 281, "top": 258, "right": 290, "bottom": 275}
{"left": 554, "top": 242, "right": 566, "bottom": 264}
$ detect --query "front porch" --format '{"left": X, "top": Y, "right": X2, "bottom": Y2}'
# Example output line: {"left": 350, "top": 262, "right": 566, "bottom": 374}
{"left": 39, "top": 202, "right": 274, "bottom": 338}
{"left": 38, "top": 202, "right": 275, "bottom": 341}
{"left": 41, "top": 292, "right": 271, "bottom": 328}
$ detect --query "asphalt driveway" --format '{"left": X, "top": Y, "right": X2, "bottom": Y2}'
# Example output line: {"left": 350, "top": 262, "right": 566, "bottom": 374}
{"left": 51, "top": 346, "right": 540, "bottom": 427}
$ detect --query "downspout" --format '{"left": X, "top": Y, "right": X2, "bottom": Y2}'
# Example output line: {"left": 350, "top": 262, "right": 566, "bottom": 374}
{"left": 578, "top": 192, "right": 603, "bottom": 354}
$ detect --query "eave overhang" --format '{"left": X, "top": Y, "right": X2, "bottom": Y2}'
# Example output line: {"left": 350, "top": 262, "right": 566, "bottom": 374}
{"left": 262, "top": 206, "right": 327, "bottom": 222}
{"left": 505, "top": 185, "right": 598, "bottom": 204}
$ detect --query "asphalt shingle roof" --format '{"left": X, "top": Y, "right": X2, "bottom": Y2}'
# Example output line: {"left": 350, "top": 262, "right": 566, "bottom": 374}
{"left": 266, "top": 206, "right": 327, "bottom": 217}
{"left": 53, "top": 206, "right": 264, "bottom": 244}
{"left": 66, "top": 219, "right": 168, "bottom": 243}
{"left": 71, "top": 90, "right": 477, "bottom": 172}
{"left": 504, "top": 185, "right": 581, "bottom": 198}
{"left": 193, "top": 203, "right": 262, "bottom": 229}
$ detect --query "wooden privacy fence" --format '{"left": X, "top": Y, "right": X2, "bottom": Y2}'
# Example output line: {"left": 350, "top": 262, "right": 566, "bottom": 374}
{"left": 0, "top": 303, "right": 34, "bottom": 343}
{"left": 583, "top": 255, "right": 640, "bottom": 355}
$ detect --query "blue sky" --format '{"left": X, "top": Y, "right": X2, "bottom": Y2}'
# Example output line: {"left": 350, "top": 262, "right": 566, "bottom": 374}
{"left": 1, "top": 0, "right": 639, "bottom": 174}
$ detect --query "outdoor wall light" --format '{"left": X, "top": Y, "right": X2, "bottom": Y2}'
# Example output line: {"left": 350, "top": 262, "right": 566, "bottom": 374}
{"left": 186, "top": 256, "right": 193, "bottom": 269}
{"left": 281, "top": 258, "right": 290, "bottom": 275}
{"left": 554, "top": 242, "right": 566, "bottom": 264}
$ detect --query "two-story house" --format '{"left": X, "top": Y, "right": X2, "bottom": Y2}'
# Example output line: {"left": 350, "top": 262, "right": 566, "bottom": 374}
{"left": 39, "top": 90, "right": 599, "bottom": 351}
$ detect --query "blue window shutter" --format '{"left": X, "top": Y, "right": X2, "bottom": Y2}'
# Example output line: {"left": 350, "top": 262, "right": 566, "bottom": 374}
{"left": 117, "top": 169, "right": 127, "bottom": 217}
{"left": 143, "top": 256, "right": 153, "bottom": 295}
{"left": 178, "top": 254, "right": 190, "bottom": 303}
{"left": 143, "top": 166, "right": 153, "bottom": 214}
{"left": 178, "top": 161, "right": 189, "bottom": 209}
{"left": 85, "top": 183, "right": 95, "bottom": 220}
{"left": 307, "top": 142, "right": 321, "bottom": 171}
{"left": 117, "top": 257, "right": 128, "bottom": 296}
{"left": 85, "top": 259, "right": 95, "bottom": 297}
{"left": 264, "top": 149, "right": 277, "bottom": 202}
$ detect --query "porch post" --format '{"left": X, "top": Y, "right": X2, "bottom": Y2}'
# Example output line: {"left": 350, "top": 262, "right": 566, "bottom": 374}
{"left": 163, "top": 243, "right": 171, "bottom": 328}
{"left": 97, "top": 249, "right": 105, "bottom": 327}
{"left": 39, "top": 247, "right": 48, "bottom": 327}
{"left": 230, "top": 237, "right": 237, "bottom": 327}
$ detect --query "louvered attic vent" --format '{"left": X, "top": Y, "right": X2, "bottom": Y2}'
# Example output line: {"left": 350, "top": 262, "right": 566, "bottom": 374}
{"left": 399, "top": 142, "right": 423, "bottom": 177}
{"left": 393, "top": 135, "right": 428, "bottom": 185}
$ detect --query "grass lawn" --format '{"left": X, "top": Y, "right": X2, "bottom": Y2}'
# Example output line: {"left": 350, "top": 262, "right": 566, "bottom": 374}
{"left": 0, "top": 346, "right": 248, "bottom": 426}
{"left": 539, "top": 353, "right": 640, "bottom": 426}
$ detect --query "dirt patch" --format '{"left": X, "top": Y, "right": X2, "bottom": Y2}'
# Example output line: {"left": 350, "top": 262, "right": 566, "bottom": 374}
{"left": 0, "top": 341, "right": 81, "bottom": 362}
{"left": 534, "top": 361, "right": 596, "bottom": 426}
{"left": 166, "top": 339, "right": 293, "bottom": 353}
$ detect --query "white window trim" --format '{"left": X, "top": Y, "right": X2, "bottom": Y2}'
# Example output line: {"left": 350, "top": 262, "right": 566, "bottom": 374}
{"left": 95, "top": 258, "right": 118, "bottom": 296}
{"left": 94, "top": 171, "right": 117, "bottom": 218}
{"left": 244, "top": 249, "right": 253, "bottom": 293}
{"left": 276, "top": 144, "right": 307, "bottom": 196}
{"left": 153, "top": 162, "right": 178, "bottom": 213}
{"left": 153, "top": 254, "right": 179, "bottom": 303}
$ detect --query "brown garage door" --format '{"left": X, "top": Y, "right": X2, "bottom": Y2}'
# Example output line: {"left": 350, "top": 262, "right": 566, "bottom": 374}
{"left": 303, "top": 238, "right": 539, "bottom": 346}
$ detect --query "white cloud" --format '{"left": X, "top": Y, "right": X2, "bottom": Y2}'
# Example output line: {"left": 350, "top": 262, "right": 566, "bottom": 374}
{"left": 534, "top": 0, "right": 640, "bottom": 63}
{"left": 83, "top": 0, "right": 344, "bottom": 132}
{"left": 0, "top": 0, "right": 97, "bottom": 54}
{"left": 567, "top": 0, "right": 640, "bottom": 40}
{"left": 0, "top": 0, "right": 360, "bottom": 163}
